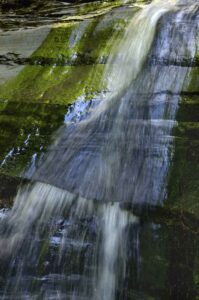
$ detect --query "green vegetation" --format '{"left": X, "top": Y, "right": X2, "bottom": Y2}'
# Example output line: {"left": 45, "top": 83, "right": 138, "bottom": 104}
{"left": 0, "top": 3, "right": 137, "bottom": 177}
{"left": 167, "top": 66, "right": 199, "bottom": 215}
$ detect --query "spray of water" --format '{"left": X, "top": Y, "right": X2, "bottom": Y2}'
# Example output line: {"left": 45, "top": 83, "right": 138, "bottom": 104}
{"left": 104, "top": 0, "right": 177, "bottom": 96}
{"left": 0, "top": 0, "right": 198, "bottom": 299}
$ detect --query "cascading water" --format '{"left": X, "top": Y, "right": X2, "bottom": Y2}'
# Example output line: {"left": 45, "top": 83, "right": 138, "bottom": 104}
{"left": 0, "top": 0, "right": 198, "bottom": 299}
{"left": 30, "top": 0, "right": 198, "bottom": 205}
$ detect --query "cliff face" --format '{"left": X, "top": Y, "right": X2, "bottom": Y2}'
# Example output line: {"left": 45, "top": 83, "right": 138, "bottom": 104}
{"left": 0, "top": 1, "right": 198, "bottom": 299}
{"left": 1, "top": 0, "right": 42, "bottom": 9}
{"left": 0, "top": 0, "right": 139, "bottom": 203}
{"left": 0, "top": 0, "right": 151, "bottom": 10}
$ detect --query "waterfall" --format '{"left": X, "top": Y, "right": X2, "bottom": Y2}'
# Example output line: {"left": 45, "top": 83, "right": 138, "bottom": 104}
{"left": 30, "top": 0, "right": 197, "bottom": 205}
{"left": 104, "top": 0, "right": 177, "bottom": 96}
{"left": 94, "top": 204, "right": 133, "bottom": 300}
{"left": 0, "top": 0, "right": 198, "bottom": 299}
{"left": 0, "top": 181, "right": 137, "bottom": 299}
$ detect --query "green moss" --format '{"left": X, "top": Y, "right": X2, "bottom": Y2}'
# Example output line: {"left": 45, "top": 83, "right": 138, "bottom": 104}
{"left": 176, "top": 95, "right": 199, "bottom": 123}
{"left": 140, "top": 225, "right": 168, "bottom": 294}
{"left": 166, "top": 63, "right": 199, "bottom": 216}
{"left": 0, "top": 4, "right": 137, "bottom": 177}
{"left": 77, "top": 0, "right": 124, "bottom": 16}
{"left": 186, "top": 67, "right": 199, "bottom": 93}
{"left": 0, "top": 10, "right": 131, "bottom": 104}
{"left": 0, "top": 102, "right": 67, "bottom": 176}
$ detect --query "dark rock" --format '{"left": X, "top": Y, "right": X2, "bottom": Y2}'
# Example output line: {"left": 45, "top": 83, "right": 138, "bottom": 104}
{"left": 0, "top": 173, "right": 28, "bottom": 208}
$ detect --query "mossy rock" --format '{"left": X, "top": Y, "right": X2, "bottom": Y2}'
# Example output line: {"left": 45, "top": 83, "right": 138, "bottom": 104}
{"left": 166, "top": 62, "right": 199, "bottom": 217}
{"left": 0, "top": 3, "right": 137, "bottom": 177}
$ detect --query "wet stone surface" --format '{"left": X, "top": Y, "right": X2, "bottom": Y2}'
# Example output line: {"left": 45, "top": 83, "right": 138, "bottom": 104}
{"left": 0, "top": 1, "right": 198, "bottom": 300}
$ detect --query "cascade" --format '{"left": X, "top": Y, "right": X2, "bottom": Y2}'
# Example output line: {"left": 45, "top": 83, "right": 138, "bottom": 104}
{"left": 0, "top": 0, "right": 198, "bottom": 299}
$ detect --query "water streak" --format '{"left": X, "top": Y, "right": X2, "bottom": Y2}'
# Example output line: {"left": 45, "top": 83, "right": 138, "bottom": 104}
{"left": 105, "top": 0, "right": 177, "bottom": 96}
{"left": 30, "top": 0, "right": 197, "bottom": 205}
{"left": 0, "top": 0, "right": 198, "bottom": 299}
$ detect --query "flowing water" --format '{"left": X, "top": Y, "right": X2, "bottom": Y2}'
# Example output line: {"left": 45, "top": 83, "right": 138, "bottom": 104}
{"left": 0, "top": 0, "right": 199, "bottom": 299}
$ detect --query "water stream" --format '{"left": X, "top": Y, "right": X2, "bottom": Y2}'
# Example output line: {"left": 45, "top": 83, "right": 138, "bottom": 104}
{"left": 0, "top": 0, "right": 198, "bottom": 299}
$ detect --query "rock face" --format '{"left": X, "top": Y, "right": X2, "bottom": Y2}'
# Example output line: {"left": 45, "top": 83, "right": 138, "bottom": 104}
{"left": 0, "top": 1, "right": 137, "bottom": 179}
{"left": 0, "top": 174, "right": 28, "bottom": 208}
{"left": 0, "top": 1, "right": 198, "bottom": 299}
{"left": 29, "top": 4, "right": 199, "bottom": 207}
{"left": 0, "top": 0, "right": 116, "bottom": 10}
{"left": 0, "top": 0, "right": 67, "bottom": 9}
{"left": 0, "top": 0, "right": 151, "bottom": 10}
{"left": 1, "top": 0, "right": 41, "bottom": 9}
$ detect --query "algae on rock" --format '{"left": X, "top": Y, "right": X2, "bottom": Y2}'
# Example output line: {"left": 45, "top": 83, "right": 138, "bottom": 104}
{"left": 167, "top": 65, "right": 199, "bottom": 216}
{"left": 0, "top": 4, "right": 137, "bottom": 178}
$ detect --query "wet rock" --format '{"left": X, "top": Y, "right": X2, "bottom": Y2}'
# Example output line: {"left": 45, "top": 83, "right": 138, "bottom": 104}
{"left": 0, "top": 0, "right": 53, "bottom": 10}
{"left": 0, "top": 27, "right": 50, "bottom": 84}
{"left": 0, "top": 174, "right": 27, "bottom": 208}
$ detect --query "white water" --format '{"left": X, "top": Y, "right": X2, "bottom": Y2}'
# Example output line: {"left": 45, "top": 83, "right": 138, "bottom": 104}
{"left": 0, "top": 181, "right": 137, "bottom": 299}
{"left": 105, "top": 0, "right": 177, "bottom": 96}
{"left": 30, "top": 0, "right": 193, "bottom": 205}
{"left": 0, "top": 0, "right": 198, "bottom": 299}
{"left": 94, "top": 204, "right": 137, "bottom": 300}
